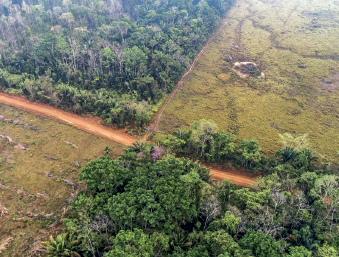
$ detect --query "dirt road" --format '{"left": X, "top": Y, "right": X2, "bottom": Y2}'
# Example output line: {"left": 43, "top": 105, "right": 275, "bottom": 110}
{"left": 144, "top": 1, "right": 239, "bottom": 140}
{"left": 0, "top": 93, "right": 136, "bottom": 146}
{"left": 207, "top": 165, "right": 257, "bottom": 186}
{"left": 0, "top": 3, "right": 256, "bottom": 186}
{"left": 0, "top": 92, "right": 256, "bottom": 186}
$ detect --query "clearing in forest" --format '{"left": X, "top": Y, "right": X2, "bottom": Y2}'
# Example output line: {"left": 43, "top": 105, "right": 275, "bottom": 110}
{"left": 160, "top": 0, "right": 339, "bottom": 161}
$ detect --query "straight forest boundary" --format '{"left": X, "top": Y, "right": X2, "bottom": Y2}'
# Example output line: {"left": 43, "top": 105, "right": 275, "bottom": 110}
{"left": 0, "top": 1, "right": 256, "bottom": 187}
{"left": 159, "top": 0, "right": 339, "bottom": 161}
{"left": 144, "top": 0, "right": 240, "bottom": 140}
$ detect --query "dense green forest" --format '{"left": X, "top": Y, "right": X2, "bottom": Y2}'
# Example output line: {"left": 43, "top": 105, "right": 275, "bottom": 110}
{"left": 0, "top": 0, "right": 233, "bottom": 128}
{"left": 42, "top": 120, "right": 339, "bottom": 256}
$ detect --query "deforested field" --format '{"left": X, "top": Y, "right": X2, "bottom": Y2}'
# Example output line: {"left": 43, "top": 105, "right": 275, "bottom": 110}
{"left": 160, "top": 0, "right": 339, "bottom": 162}
{"left": 0, "top": 105, "right": 124, "bottom": 255}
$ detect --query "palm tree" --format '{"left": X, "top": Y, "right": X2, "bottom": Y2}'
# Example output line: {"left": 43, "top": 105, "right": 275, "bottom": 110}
{"left": 42, "top": 233, "right": 80, "bottom": 257}
{"left": 173, "top": 129, "right": 186, "bottom": 140}
{"left": 130, "top": 141, "right": 145, "bottom": 152}
{"left": 281, "top": 147, "right": 297, "bottom": 163}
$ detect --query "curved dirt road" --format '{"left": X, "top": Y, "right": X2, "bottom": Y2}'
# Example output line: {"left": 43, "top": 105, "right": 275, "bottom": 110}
{"left": 144, "top": 1, "right": 239, "bottom": 140}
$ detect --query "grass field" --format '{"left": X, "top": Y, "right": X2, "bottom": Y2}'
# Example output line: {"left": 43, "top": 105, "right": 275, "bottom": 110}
{"left": 0, "top": 105, "right": 124, "bottom": 256}
{"left": 160, "top": 0, "right": 339, "bottom": 161}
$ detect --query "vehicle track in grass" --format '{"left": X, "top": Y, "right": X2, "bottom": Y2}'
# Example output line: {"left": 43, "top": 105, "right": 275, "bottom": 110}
{"left": 143, "top": 0, "right": 240, "bottom": 140}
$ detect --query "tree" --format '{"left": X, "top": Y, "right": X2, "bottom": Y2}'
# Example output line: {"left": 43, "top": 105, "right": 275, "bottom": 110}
{"left": 288, "top": 246, "right": 312, "bottom": 257}
{"left": 232, "top": 187, "right": 270, "bottom": 211}
{"left": 112, "top": 20, "right": 131, "bottom": 42}
{"left": 42, "top": 233, "right": 80, "bottom": 257}
{"left": 108, "top": 157, "right": 202, "bottom": 232}
{"left": 79, "top": 156, "right": 130, "bottom": 195}
{"left": 238, "top": 230, "right": 285, "bottom": 257}
{"left": 106, "top": 229, "right": 154, "bottom": 257}
{"left": 212, "top": 131, "right": 236, "bottom": 163}
{"left": 190, "top": 119, "right": 218, "bottom": 157}
{"left": 123, "top": 46, "right": 147, "bottom": 77}
{"left": 222, "top": 211, "right": 241, "bottom": 235}
{"left": 316, "top": 243, "right": 338, "bottom": 257}
{"left": 237, "top": 140, "right": 261, "bottom": 169}
{"left": 199, "top": 183, "right": 221, "bottom": 230}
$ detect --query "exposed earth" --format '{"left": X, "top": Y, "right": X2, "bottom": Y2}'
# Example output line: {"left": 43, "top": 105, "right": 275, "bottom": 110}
{"left": 0, "top": 92, "right": 255, "bottom": 186}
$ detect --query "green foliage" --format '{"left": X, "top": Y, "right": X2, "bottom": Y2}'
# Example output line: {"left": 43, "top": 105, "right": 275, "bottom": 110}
{"left": 106, "top": 229, "right": 169, "bottom": 257}
{"left": 238, "top": 230, "right": 285, "bottom": 257}
{"left": 288, "top": 246, "right": 312, "bottom": 257}
{"left": 107, "top": 157, "right": 202, "bottom": 232}
{"left": 232, "top": 187, "right": 270, "bottom": 211}
{"left": 236, "top": 140, "right": 261, "bottom": 170}
{"left": 222, "top": 211, "right": 241, "bottom": 235}
{"left": 317, "top": 243, "right": 338, "bottom": 257}
{"left": 79, "top": 156, "right": 129, "bottom": 196}
{"left": 104, "top": 146, "right": 112, "bottom": 155}
{"left": 0, "top": 0, "right": 233, "bottom": 128}
{"left": 41, "top": 233, "right": 80, "bottom": 257}
{"left": 55, "top": 116, "right": 339, "bottom": 257}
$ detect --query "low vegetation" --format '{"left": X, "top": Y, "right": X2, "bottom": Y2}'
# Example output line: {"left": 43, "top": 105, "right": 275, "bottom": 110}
{"left": 2, "top": 0, "right": 339, "bottom": 256}
{"left": 0, "top": 104, "right": 124, "bottom": 256}
{"left": 160, "top": 0, "right": 339, "bottom": 162}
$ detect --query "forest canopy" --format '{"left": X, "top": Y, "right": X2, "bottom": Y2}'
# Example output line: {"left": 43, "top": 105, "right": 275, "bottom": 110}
{"left": 41, "top": 120, "right": 339, "bottom": 256}
{"left": 0, "top": 0, "right": 233, "bottom": 128}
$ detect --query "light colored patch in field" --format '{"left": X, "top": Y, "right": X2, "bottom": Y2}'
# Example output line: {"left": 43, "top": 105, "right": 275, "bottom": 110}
{"left": 160, "top": 0, "right": 339, "bottom": 162}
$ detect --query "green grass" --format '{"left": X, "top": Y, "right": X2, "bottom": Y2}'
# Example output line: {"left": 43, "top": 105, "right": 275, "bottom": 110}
{"left": 160, "top": 0, "right": 339, "bottom": 162}
{"left": 0, "top": 104, "right": 124, "bottom": 256}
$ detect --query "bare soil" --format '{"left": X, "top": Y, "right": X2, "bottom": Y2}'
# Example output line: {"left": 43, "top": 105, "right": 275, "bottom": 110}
{"left": 0, "top": 92, "right": 256, "bottom": 186}
{"left": 0, "top": 92, "right": 136, "bottom": 146}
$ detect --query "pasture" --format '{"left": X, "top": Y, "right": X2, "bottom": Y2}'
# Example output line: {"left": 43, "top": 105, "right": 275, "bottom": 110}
{"left": 161, "top": 0, "right": 339, "bottom": 161}
{"left": 0, "top": 105, "right": 124, "bottom": 256}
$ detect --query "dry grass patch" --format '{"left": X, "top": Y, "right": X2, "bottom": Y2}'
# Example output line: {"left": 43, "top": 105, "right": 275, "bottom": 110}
{"left": 0, "top": 104, "right": 124, "bottom": 256}
{"left": 160, "top": 0, "right": 339, "bottom": 162}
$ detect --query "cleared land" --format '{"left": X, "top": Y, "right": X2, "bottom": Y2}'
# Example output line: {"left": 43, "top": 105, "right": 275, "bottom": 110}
{"left": 0, "top": 96, "right": 256, "bottom": 255}
{"left": 159, "top": 0, "right": 339, "bottom": 162}
{"left": 0, "top": 88, "right": 256, "bottom": 186}
{"left": 0, "top": 93, "right": 136, "bottom": 146}
{"left": 0, "top": 104, "right": 125, "bottom": 256}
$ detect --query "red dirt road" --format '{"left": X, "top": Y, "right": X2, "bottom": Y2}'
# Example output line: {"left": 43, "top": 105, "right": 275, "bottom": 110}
{"left": 207, "top": 165, "right": 257, "bottom": 186}
{"left": 0, "top": 92, "right": 256, "bottom": 186}
{"left": 0, "top": 93, "right": 136, "bottom": 146}
{"left": 0, "top": 2, "right": 256, "bottom": 186}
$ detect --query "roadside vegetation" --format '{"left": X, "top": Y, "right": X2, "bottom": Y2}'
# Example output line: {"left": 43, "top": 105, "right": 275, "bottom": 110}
{"left": 0, "top": 0, "right": 233, "bottom": 129}
{"left": 41, "top": 119, "right": 339, "bottom": 256}
{"left": 160, "top": 0, "right": 339, "bottom": 162}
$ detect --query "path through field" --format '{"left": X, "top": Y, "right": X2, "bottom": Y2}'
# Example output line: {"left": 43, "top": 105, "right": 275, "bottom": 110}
{"left": 144, "top": 0, "right": 239, "bottom": 140}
